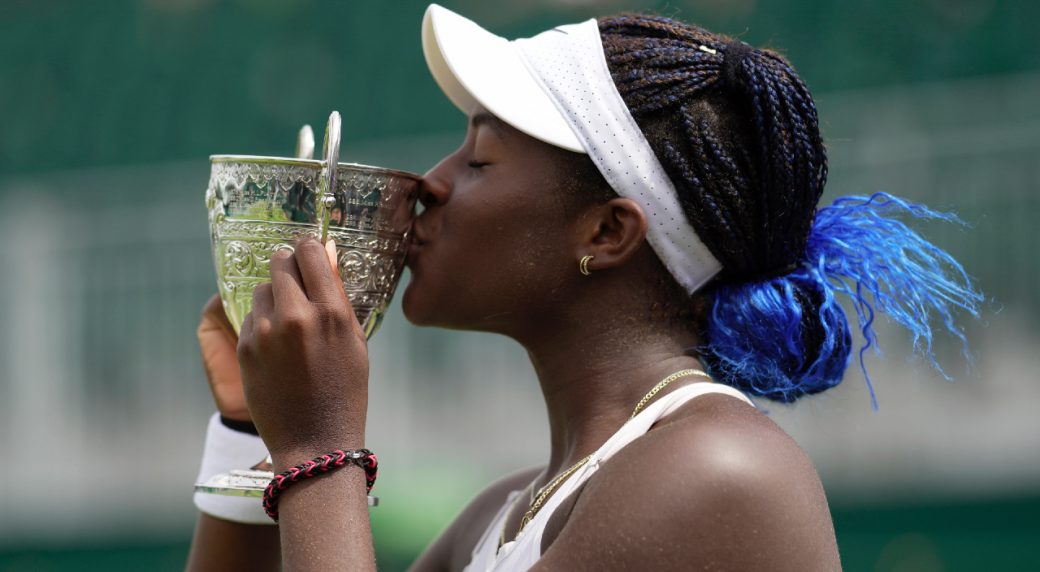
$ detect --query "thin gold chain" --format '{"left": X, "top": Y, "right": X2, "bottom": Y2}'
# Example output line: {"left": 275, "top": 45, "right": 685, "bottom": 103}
{"left": 630, "top": 368, "right": 709, "bottom": 418}
{"left": 516, "top": 454, "right": 592, "bottom": 532}
{"left": 501, "top": 368, "right": 711, "bottom": 546}
{"left": 498, "top": 481, "right": 533, "bottom": 548}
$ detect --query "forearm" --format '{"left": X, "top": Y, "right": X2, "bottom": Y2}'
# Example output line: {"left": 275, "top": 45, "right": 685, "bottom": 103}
{"left": 186, "top": 513, "right": 281, "bottom": 572}
{"left": 233, "top": 239, "right": 378, "bottom": 570}
{"left": 276, "top": 459, "right": 376, "bottom": 571}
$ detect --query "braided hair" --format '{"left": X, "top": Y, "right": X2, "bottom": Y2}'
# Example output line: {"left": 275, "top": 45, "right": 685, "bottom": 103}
{"left": 598, "top": 15, "right": 982, "bottom": 405}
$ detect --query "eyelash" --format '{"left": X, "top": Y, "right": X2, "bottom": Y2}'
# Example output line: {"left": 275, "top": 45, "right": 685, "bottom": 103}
{"left": 467, "top": 160, "right": 489, "bottom": 169}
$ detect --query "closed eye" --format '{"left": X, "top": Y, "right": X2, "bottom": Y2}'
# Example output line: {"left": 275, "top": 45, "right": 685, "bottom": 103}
{"left": 467, "top": 160, "right": 490, "bottom": 169}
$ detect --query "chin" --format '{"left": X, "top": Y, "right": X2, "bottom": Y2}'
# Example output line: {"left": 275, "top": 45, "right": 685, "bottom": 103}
{"left": 400, "top": 279, "right": 489, "bottom": 331}
{"left": 400, "top": 277, "right": 442, "bottom": 327}
{"left": 400, "top": 280, "right": 425, "bottom": 324}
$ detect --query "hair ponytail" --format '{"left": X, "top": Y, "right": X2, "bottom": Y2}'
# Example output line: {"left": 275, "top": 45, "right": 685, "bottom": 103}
{"left": 598, "top": 16, "right": 983, "bottom": 404}
{"left": 700, "top": 193, "right": 983, "bottom": 406}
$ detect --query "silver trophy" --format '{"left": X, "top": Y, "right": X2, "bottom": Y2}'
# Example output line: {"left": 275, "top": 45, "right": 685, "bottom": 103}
{"left": 196, "top": 112, "right": 418, "bottom": 502}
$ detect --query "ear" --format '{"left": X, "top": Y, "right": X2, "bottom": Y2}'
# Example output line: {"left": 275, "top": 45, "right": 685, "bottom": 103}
{"left": 575, "top": 197, "right": 649, "bottom": 272}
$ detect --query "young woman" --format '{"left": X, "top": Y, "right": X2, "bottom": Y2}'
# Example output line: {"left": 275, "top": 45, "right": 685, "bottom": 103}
{"left": 187, "top": 5, "right": 980, "bottom": 571}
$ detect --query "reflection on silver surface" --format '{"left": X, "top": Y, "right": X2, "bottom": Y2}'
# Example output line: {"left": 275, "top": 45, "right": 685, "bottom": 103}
{"left": 205, "top": 112, "right": 419, "bottom": 338}
{"left": 195, "top": 469, "right": 378, "bottom": 506}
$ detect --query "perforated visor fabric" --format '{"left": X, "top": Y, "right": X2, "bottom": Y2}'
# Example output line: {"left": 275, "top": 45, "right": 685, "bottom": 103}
{"left": 514, "top": 20, "right": 722, "bottom": 293}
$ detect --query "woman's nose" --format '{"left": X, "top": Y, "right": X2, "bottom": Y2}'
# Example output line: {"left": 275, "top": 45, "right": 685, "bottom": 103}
{"left": 419, "top": 161, "right": 453, "bottom": 208}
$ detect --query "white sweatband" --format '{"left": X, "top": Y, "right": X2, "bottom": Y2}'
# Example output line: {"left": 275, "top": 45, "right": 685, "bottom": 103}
{"left": 514, "top": 20, "right": 723, "bottom": 294}
{"left": 193, "top": 412, "right": 274, "bottom": 525}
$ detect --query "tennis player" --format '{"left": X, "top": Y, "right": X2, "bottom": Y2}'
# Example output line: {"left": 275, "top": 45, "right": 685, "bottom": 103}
{"left": 186, "top": 5, "right": 980, "bottom": 570}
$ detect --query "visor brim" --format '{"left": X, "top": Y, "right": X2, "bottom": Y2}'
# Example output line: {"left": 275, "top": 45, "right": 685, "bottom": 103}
{"left": 422, "top": 4, "right": 585, "bottom": 153}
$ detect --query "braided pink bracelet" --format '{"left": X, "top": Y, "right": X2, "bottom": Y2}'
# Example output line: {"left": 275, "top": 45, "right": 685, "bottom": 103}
{"left": 262, "top": 448, "right": 378, "bottom": 522}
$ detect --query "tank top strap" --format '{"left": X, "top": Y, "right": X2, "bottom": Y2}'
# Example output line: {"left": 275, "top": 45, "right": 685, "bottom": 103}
{"left": 463, "top": 489, "right": 523, "bottom": 572}
{"left": 488, "top": 382, "right": 754, "bottom": 570}
{"left": 594, "top": 381, "right": 753, "bottom": 464}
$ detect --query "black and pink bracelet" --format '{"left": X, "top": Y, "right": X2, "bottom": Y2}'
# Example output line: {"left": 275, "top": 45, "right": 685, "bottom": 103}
{"left": 262, "top": 448, "right": 378, "bottom": 522}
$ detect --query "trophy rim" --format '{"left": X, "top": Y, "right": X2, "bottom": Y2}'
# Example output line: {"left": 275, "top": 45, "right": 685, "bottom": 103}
{"left": 210, "top": 154, "right": 422, "bottom": 181}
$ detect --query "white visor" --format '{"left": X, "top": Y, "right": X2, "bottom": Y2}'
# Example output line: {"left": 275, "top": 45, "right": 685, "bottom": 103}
{"left": 421, "top": 4, "right": 723, "bottom": 293}
{"left": 422, "top": 4, "right": 584, "bottom": 152}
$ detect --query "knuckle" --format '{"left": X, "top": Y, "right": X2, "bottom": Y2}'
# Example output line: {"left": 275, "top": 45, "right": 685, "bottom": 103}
{"left": 315, "top": 302, "right": 350, "bottom": 327}
{"left": 236, "top": 337, "right": 254, "bottom": 361}
{"left": 243, "top": 318, "right": 273, "bottom": 352}
{"left": 199, "top": 298, "right": 214, "bottom": 319}
{"left": 352, "top": 319, "right": 369, "bottom": 345}
{"left": 316, "top": 303, "right": 364, "bottom": 343}
{"left": 254, "top": 317, "right": 274, "bottom": 340}
{"left": 199, "top": 296, "right": 221, "bottom": 324}
{"left": 351, "top": 327, "right": 368, "bottom": 347}
{"left": 252, "top": 282, "right": 272, "bottom": 301}
{"left": 297, "top": 238, "right": 323, "bottom": 258}
{"left": 280, "top": 308, "right": 313, "bottom": 334}
{"left": 271, "top": 248, "right": 294, "bottom": 262}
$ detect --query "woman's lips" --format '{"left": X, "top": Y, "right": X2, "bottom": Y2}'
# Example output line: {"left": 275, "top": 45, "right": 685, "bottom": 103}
{"left": 406, "top": 232, "right": 424, "bottom": 267}
{"left": 407, "top": 220, "right": 430, "bottom": 267}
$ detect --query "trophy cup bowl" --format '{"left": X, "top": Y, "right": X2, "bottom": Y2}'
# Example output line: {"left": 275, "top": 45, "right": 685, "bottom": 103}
{"left": 205, "top": 112, "right": 419, "bottom": 338}
{"left": 196, "top": 112, "right": 416, "bottom": 500}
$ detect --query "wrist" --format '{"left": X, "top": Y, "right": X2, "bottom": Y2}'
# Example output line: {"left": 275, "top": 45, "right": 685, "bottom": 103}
{"left": 269, "top": 437, "right": 366, "bottom": 474}
{"left": 262, "top": 448, "right": 378, "bottom": 521}
{"left": 219, "top": 414, "right": 258, "bottom": 435}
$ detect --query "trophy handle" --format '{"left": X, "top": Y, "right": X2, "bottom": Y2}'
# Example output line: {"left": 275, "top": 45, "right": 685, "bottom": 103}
{"left": 296, "top": 124, "right": 315, "bottom": 160}
{"left": 317, "top": 111, "right": 342, "bottom": 243}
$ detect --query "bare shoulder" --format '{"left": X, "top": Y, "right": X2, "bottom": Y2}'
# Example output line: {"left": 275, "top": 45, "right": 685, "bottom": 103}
{"left": 409, "top": 465, "right": 542, "bottom": 572}
{"left": 536, "top": 393, "right": 841, "bottom": 571}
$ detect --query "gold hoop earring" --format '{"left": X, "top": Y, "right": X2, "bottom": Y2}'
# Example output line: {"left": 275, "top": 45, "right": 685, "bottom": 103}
{"left": 579, "top": 255, "right": 594, "bottom": 276}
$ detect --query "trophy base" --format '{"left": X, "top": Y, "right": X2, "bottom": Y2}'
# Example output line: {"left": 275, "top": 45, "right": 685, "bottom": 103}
{"left": 195, "top": 470, "right": 379, "bottom": 506}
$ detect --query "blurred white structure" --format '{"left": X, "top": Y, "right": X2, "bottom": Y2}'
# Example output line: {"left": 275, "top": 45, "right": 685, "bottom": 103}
{"left": 1, "top": 72, "right": 1038, "bottom": 543}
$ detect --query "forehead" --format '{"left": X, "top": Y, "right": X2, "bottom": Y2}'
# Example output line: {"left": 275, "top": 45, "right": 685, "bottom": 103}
{"left": 468, "top": 108, "right": 508, "bottom": 140}
{"left": 463, "top": 106, "right": 592, "bottom": 193}
{"left": 466, "top": 107, "right": 565, "bottom": 160}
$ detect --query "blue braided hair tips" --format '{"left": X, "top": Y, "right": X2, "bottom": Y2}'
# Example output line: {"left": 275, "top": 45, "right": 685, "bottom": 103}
{"left": 700, "top": 192, "right": 983, "bottom": 407}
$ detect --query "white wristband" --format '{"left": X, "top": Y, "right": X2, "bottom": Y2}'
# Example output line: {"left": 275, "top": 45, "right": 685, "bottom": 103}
{"left": 193, "top": 412, "right": 275, "bottom": 525}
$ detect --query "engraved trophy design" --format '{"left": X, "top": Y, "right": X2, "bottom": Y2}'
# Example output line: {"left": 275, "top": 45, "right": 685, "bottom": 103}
{"left": 196, "top": 112, "right": 418, "bottom": 502}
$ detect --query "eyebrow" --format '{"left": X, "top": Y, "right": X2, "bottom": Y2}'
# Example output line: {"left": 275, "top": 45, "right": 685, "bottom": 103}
{"left": 470, "top": 112, "right": 506, "bottom": 139}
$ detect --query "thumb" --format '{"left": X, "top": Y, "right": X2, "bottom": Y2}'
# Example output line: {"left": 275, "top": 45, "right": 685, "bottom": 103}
{"left": 324, "top": 238, "right": 339, "bottom": 276}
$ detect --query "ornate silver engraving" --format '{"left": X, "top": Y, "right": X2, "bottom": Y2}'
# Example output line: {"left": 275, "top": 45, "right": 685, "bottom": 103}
{"left": 206, "top": 156, "right": 418, "bottom": 337}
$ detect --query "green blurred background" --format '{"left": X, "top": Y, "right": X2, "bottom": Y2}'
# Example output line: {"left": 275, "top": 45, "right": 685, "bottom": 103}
{"left": 1, "top": 1, "right": 1037, "bottom": 571}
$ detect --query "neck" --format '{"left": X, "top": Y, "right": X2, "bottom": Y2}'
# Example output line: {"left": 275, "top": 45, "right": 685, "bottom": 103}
{"left": 518, "top": 314, "right": 705, "bottom": 483}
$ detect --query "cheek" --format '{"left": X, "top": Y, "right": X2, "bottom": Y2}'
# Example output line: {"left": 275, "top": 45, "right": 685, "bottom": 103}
{"left": 400, "top": 172, "right": 573, "bottom": 326}
{"left": 400, "top": 224, "right": 561, "bottom": 328}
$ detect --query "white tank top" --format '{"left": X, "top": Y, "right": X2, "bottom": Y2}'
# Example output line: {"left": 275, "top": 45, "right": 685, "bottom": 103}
{"left": 463, "top": 382, "right": 754, "bottom": 571}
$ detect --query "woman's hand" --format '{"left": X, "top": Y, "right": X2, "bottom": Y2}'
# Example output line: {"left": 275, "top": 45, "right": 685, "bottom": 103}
{"left": 197, "top": 294, "right": 251, "bottom": 423}
{"left": 236, "top": 238, "right": 369, "bottom": 469}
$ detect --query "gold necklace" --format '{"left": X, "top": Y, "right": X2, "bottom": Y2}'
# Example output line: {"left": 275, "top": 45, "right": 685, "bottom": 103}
{"left": 630, "top": 368, "right": 708, "bottom": 418}
{"left": 500, "top": 368, "right": 709, "bottom": 546}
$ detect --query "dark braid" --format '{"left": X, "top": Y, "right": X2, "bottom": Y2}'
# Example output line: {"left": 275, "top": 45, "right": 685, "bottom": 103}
{"left": 599, "top": 14, "right": 834, "bottom": 400}
{"left": 594, "top": 14, "right": 979, "bottom": 404}
{"left": 599, "top": 15, "right": 827, "bottom": 278}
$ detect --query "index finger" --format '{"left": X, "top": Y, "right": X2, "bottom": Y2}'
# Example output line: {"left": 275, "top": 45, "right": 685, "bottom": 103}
{"left": 294, "top": 237, "right": 344, "bottom": 304}
{"left": 270, "top": 248, "right": 309, "bottom": 311}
